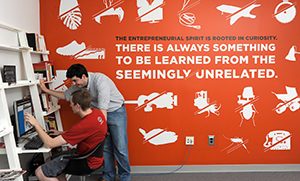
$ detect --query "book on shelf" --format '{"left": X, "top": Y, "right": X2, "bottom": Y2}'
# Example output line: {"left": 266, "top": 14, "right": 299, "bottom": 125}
{"left": 32, "top": 62, "right": 54, "bottom": 81}
{"left": 0, "top": 142, "right": 5, "bottom": 149}
{"left": 40, "top": 93, "right": 51, "bottom": 112}
{"left": 44, "top": 114, "right": 58, "bottom": 130}
{"left": 37, "top": 35, "right": 47, "bottom": 52}
{"left": 1, "top": 65, "right": 16, "bottom": 85}
{"left": 26, "top": 33, "right": 47, "bottom": 53}
{"left": 26, "top": 33, "right": 37, "bottom": 51}
{"left": 37, "top": 34, "right": 49, "bottom": 62}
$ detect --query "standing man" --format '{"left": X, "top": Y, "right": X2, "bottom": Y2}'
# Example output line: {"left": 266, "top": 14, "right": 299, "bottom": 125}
{"left": 40, "top": 64, "right": 131, "bottom": 181}
{"left": 25, "top": 89, "right": 107, "bottom": 180}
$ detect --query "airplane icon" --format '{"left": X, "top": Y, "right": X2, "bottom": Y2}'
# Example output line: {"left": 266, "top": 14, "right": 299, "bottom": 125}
{"left": 216, "top": 1, "right": 261, "bottom": 25}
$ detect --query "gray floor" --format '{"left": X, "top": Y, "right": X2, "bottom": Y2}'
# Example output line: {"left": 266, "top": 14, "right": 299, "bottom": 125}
{"left": 70, "top": 172, "right": 300, "bottom": 181}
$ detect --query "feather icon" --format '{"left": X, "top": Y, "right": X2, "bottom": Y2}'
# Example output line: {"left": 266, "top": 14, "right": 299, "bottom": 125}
{"left": 59, "top": 0, "right": 82, "bottom": 30}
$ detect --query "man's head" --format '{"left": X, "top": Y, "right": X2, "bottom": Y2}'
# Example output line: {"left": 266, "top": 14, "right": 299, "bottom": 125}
{"left": 70, "top": 89, "right": 92, "bottom": 113}
{"left": 66, "top": 64, "right": 89, "bottom": 88}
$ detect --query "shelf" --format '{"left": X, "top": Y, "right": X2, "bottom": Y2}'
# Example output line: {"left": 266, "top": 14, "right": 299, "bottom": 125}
{"left": 0, "top": 80, "right": 36, "bottom": 89}
{"left": 17, "top": 138, "right": 51, "bottom": 153}
{"left": 0, "top": 169, "right": 26, "bottom": 180}
{"left": 43, "top": 105, "right": 61, "bottom": 116}
{"left": 0, "top": 21, "right": 22, "bottom": 31}
{"left": 30, "top": 50, "right": 50, "bottom": 55}
{"left": 0, "top": 142, "right": 51, "bottom": 154}
{"left": 0, "top": 21, "right": 58, "bottom": 181}
{"left": 0, "top": 146, "right": 51, "bottom": 154}
{"left": 0, "top": 44, "right": 31, "bottom": 52}
{"left": 0, "top": 126, "right": 13, "bottom": 137}
{"left": 18, "top": 146, "right": 51, "bottom": 154}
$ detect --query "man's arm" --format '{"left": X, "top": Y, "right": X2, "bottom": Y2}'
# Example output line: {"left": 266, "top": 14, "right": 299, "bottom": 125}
{"left": 24, "top": 113, "right": 67, "bottom": 148}
{"left": 39, "top": 79, "right": 66, "bottom": 100}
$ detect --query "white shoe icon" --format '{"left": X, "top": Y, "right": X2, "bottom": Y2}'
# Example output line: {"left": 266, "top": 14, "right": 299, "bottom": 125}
{"left": 56, "top": 40, "right": 105, "bottom": 60}
{"left": 56, "top": 40, "right": 85, "bottom": 56}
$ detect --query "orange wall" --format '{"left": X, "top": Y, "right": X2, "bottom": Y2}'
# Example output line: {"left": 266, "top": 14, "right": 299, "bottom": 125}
{"left": 40, "top": 0, "right": 300, "bottom": 165}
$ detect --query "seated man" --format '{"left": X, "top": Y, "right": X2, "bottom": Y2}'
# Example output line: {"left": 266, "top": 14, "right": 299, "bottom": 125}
{"left": 25, "top": 89, "right": 107, "bottom": 181}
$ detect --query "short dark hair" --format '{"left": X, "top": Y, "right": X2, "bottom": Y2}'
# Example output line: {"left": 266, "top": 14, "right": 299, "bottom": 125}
{"left": 71, "top": 89, "right": 92, "bottom": 111}
{"left": 66, "top": 64, "right": 88, "bottom": 79}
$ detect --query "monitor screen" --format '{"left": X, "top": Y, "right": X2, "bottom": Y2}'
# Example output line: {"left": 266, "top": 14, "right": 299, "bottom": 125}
{"left": 13, "top": 97, "right": 34, "bottom": 138}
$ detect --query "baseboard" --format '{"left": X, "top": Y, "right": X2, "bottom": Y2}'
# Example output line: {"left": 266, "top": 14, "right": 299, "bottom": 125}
{"left": 131, "top": 164, "right": 300, "bottom": 174}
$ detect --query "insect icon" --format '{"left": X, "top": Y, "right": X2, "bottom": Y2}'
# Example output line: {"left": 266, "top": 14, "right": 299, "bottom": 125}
{"left": 235, "top": 87, "right": 259, "bottom": 127}
{"left": 221, "top": 135, "right": 250, "bottom": 154}
{"left": 194, "top": 91, "right": 221, "bottom": 117}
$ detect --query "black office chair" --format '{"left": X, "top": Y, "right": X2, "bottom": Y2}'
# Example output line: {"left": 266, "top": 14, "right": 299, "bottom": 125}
{"left": 62, "top": 140, "right": 105, "bottom": 181}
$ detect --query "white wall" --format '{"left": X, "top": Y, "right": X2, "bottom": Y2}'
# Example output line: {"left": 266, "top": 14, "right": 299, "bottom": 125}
{"left": 0, "top": 0, "right": 40, "bottom": 33}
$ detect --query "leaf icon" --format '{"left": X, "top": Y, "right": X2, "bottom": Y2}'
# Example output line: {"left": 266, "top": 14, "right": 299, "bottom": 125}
{"left": 60, "top": 7, "right": 82, "bottom": 30}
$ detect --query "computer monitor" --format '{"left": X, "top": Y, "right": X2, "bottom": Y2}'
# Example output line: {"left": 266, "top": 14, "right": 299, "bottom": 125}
{"left": 13, "top": 97, "right": 34, "bottom": 138}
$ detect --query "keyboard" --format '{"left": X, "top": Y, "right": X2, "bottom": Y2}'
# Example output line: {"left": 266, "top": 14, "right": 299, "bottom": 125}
{"left": 24, "top": 135, "right": 44, "bottom": 149}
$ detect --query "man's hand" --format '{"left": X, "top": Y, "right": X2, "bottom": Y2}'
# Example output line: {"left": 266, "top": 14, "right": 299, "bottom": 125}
{"left": 24, "top": 113, "right": 39, "bottom": 127}
{"left": 39, "top": 79, "right": 49, "bottom": 93}
{"left": 48, "top": 129, "right": 63, "bottom": 136}
{"left": 39, "top": 79, "right": 66, "bottom": 100}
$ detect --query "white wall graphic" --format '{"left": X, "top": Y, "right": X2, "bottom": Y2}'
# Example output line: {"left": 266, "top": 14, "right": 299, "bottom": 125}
{"left": 194, "top": 91, "right": 221, "bottom": 117}
{"left": 125, "top": 91, "right": 178, "bottom": 112}
{"left": 216, "top": 1, "right": 261, "bottom": 25}
{"left": 274, "top": 0, "right": 296, "bottom": 24}
{"left": 178, "top": 0, "right": 201, "bottom": 30}
{"left": 236, "top": 87, "right": 259, "bottom": 127}
{"left": 139, "top": 128, "right": 178, "bottom": 145}
{"left": 263, "top": 130, "right": 291, "bottom": 152}
{"left": 93, "top": 0, "right": 124, "bottom": 24}
{"left": 137, "top": 0, "right": 165, "bottom": 23}
{"left": 222, "top": 136, "right": 250, "bottom": 154}
{"left": 273, "top": 86, "right": 300, "bottom": 114}
{"left": 56, "top": 40, "right": 105, "bottom": 59}
{"left": 59, "top": 0, "right": 82, "bottom": 30}
{"left": 52, "top": 70, "right": 70, "bottom": 91}
{"left": 285, "top": 46, "right": 300, "bottom": 61}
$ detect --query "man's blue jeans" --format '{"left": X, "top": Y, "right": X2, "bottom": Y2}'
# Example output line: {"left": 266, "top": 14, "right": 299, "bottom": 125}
{"left": 103, "top": 105, "right": 131, "bottom": 181}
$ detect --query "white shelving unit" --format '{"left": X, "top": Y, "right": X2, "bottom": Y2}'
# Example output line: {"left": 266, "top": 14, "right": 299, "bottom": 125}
{"left": 0, "top": 21, "right": 62, "bottom": 180}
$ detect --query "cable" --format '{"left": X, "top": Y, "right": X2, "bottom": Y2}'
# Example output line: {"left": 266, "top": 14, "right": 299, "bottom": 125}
{"left": 134, "top": 145, "right": 192, "bottom": 177}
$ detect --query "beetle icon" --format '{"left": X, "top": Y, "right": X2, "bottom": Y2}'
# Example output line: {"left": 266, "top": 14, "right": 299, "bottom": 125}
{"left": 235, "top": 87, "right": 259, "bottom": 127}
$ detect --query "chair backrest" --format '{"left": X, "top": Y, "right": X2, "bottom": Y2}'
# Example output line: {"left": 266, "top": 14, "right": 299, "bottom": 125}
{"left": 72, "top": 139, "right": 105, "bottom": 160}
{"left": 62, "top": 139, "right": 106, "bottom": 176}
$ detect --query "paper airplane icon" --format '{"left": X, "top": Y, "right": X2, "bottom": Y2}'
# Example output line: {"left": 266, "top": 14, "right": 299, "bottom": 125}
{"left": 217, "top": 1, "right": 261, "bottom": 25}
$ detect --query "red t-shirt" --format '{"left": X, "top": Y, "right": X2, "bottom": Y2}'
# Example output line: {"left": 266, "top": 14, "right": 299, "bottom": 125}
{"left": 62, "top": 109, "right": 107, "bottom": 169}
